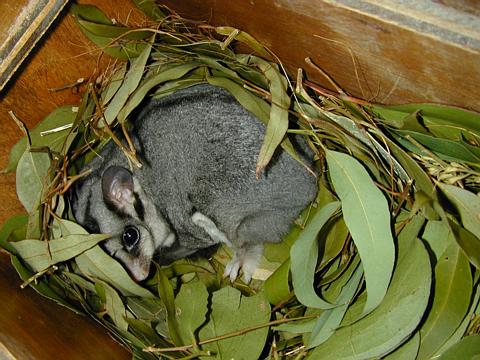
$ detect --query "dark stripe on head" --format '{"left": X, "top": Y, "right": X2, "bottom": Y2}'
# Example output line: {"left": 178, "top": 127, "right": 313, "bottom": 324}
{"left": 83, "top": 199, "right": 101, "bottom": 233}
{"left": 134, "top": 192, "right": 145, "bottom": 222}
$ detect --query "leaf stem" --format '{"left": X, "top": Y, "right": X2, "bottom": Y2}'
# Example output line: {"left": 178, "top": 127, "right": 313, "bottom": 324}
{"left": 143, "top": 314, "right": 318, "bottom": 353}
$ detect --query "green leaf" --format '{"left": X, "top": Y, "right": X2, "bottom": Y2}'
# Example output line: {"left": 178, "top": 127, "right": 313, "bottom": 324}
{"left": 16, "top": 150, "right": 50, "bottom": 213}
{"left": 0, "top": 214, "right": 28, "bottom": 253}
{"left": 290, "top": 201, "right": 341, "bottom": 309}
{"left": 126, "top": 318, "right": 171, "bottom": 349}
{"left": 71, "top": 5, "right": 149, "bottom": 60}
{"left": 438, "top": 335, "right": 480, "bottom": 360}
{"left": 132, "top": 0, "right": 166, "bottom": 20}
{"left": 275, "top": 316, "right": 319, "bottom": 335}
{"left": 63, "top": 271, "right": 97, "bottom": 293}
{"left": 307, "top": 259, "right": 363, "bottom": 348}
{"left": 10, "top": 234, "right": 110, "bottom": 272}
{"left": 433, "top": 281, "right": 480, "bottom": 357}
{"left": 4, "top": 106, "right": 77, "bottom": 173}
{"left": 374, "top": 103, "right": 480, "bottom": 141}
{"left": 396, "top": 130, "right": 480, "bottom": 163}
{"left": 452, "top": 223, "right": 480, "bottom": 269}
{"left": 127, "top": 297, "right": 166, "bottom": 322}
{"left": 77, "top": 27, "right": 147, "bottom": 60}
{"left": 264, "top": 259, "right": 291, "bottom": 305}
{"left": 385, "top": 138, "right": 437, "bottom": 200}
{"left": 422, "top": 220, "right": 455, "bottom": 261}
{"left": 439, "top": 184, "right": 480, "bottom": 240}
{"left": 307, "top": 235, "right": 431, "bottom": 359}
{"left": 71, "top": 4, "right": 112, "bottom": 25}
{"left": 103, "top": 43, "right": 152, "bottom": 125}
{"left": 76, "top": 246, "right": 154, "bottom": 298}
{"left": 439, "top": 184, "right": 480, "bottom": 267}
{"left": 156, "top": 265, "right": 182, "bottom": 346}
{"left": 96, "top": 280, "right": 129, "bottom": 332}
{"left": 215, "top": 27, "right": 271, "bottom": 59}
{"left": 383, "top": 333, "right": 420, "bottom": 360}
{"left": 76, "top": 19, "right": 151, "bottom": 40}
{"left": 319, "top": 216, "right": 349, "bottom": 269}
{"left": 152, "top": 73, "right": 206, "bottom": 100}
{"left": 102, "top": 63, "right": 127, "bottom": 105}
{"left": 175, "top": 281, "right": 209, "bottom": 345}
{"left": 117, "top": 63, "right": 200, "bottom": 122}
{"left": 199, "top": 287, "right": 270, "bottom": 360}
{"left": 417, "top": 242, "right": 473, "bottom": 359}
{"left": 249, "top": 57, "right": 290, "bottom": 176}
{"left": 326, "top": 150, "right": 396, "bottom": 315}
{"left": 206, "top": 75, "right": 270, "bottom": 123}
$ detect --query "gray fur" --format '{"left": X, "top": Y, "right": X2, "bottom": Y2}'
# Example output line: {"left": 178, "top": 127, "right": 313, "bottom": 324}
{"left": 72, "top": 84, "right": 317, "bottom": 282}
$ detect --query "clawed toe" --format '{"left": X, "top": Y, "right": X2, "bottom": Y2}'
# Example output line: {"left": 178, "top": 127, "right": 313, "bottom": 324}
{"left": 223, "top": 244, "right": 263, "bottom": 283}
{"left": 224, "top": 258, "right": 241, "bottom": 282}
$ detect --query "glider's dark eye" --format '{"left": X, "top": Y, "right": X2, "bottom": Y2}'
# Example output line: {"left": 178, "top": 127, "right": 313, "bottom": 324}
{"left": 123, "top": 226, "right": 140, "bottom": 251}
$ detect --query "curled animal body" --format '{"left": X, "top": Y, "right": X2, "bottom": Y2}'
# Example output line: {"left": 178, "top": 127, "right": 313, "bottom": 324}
{"left": 72, "top": 84, "right": 317, "bottom": 282}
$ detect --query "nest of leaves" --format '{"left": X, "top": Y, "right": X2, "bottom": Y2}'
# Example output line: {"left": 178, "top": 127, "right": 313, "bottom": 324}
{"left": 2, "top": 2, "right": 480, "bottom": 359}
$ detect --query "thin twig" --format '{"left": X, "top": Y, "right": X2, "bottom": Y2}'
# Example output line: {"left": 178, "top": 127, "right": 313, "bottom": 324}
{"left": 144, "top": 314, "right": 318, "bottom": 353}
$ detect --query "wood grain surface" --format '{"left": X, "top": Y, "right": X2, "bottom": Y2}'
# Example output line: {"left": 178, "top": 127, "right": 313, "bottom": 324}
{"left": 159, "top": 0, "right": 480, "bottom": 112}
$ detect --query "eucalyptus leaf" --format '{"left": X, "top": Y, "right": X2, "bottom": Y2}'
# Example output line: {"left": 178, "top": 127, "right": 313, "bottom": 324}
{"left": 326, "top": 150, "right": 395, "bottom": 316}
{"left": 249, "top": 57, "right": 290, "bottom": 176}
{"left": 215, "top": 27, "right": 271, "bottom": 59}
{"left": 72, "top": 5, "right": 146, "bottom": 60}
{"left": 417, "top": 241, "right": 473, "bottom": 359}
{"left": 127, "top": 297, "right": 166, "bottom": 323}
{"left": 206, "top": 75, "right": 270, "bottom": 123}
{"left": 319, "top": 216, "right": 349, "bottom": 270}
{"left": 199, "top": 287, "right": 270, "bottom": 360}
{"left": 0, "top": 214, "right": 28, "bottom": 254}
{"left": 264, "top": 259, "right": 291, "bottom": 305}
{"left": 307, "top": 259, "right": 363, "bottom": 348}
{"left": 76, "top": 19, "right": 151, "bottom": 40}
{"left": 4, "top": 106, "right": 77, "bottom": 173}
{"left": 383, "top": 333, "right": 420, "bottom": 360}
{"left": 117, "top": 63, "right": 200, "bottom": 122}
{"left": 96, "top": 280, "right": 129, "bottom": 331}
{"left": 174, "top": 281, "right": 209, "bottom": 345}
{"left": 103, "top": 43, "right": 152, "bottom": 125}
{"left": 433, "top": 281, "right": 480, "bottom": 357}
{"left": 374, "top": 103, "right": 480, "bottom": 141}
{"left": 132, "top": 0, "right": 166, "bottom": 20}
{"left": 63, "top": 271, "right": 96, "bottom": 293}
{"left": 152, "top": 74, "right": 206, "bottom": 99}
{"left": 422, "top": 220, "right": 455, "bottom": 261}
{"left": 439, "top": 184, "right": 480, "bottom": 240}
{"left": 452, "top": 223, "right": 480, "bottom": 269}
{"left": 290, "top": 201, "right": 341, "bottom": 309}
{"left": 438, "top": 335, "right": 480, "bottom": 360}
{"left": 385, "top": 138, "right": 437, "bottom": 202}
{"left": 77, "top": 27, "right": 147, "bottom": 60}
{"left": 155, "top": 265, "right": 182, "bottom": 346}
{"left": 396, "top": 130, "right": 480, "bottom": 163}
{"left": 16, "top": 150, "right": 51, "bottom": 213}
{"left": 71, "top": 4, "right": 112, "bottom": 25}
{"left": 126, "top": 318, "right": 170, "bottom": 349}
{"left": 11, "top": 234, "right": 109, "bottom": 272}
{"left": 307, "top": 235, "right": 431, "bottom": 359}
{"left": 275, "top": 316, "right": 319, "bottom": 334}
{"left": 102, "top": 63, "right": 127, "bottom": 106}
{"left": 76, "top": 246, "right": 154, "bottom": 298}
